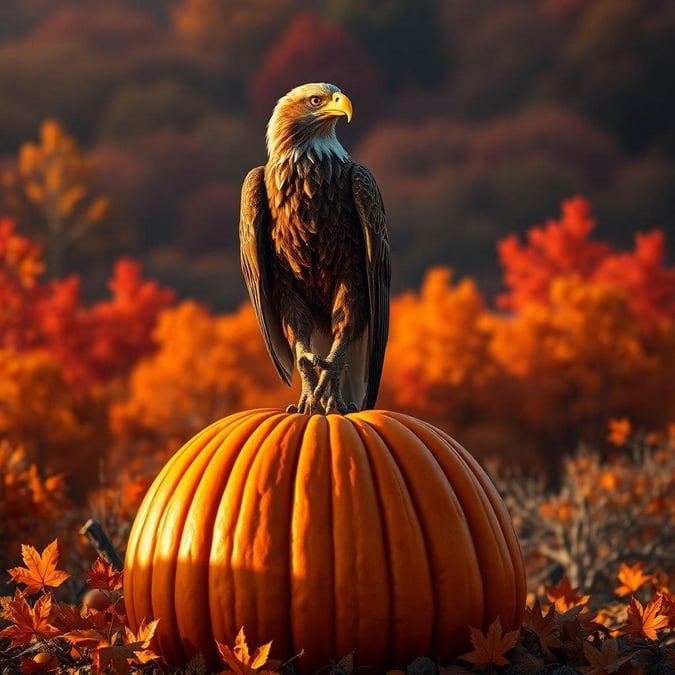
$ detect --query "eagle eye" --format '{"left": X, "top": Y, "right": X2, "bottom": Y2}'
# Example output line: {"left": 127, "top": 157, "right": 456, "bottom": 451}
{"left": 308, "top": 96, "right": 322, "bottom": 107}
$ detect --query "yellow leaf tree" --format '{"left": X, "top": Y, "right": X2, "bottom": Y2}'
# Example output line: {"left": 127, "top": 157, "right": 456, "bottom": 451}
{"left": 1, "top": 119, "right": 109, "bottom": 277}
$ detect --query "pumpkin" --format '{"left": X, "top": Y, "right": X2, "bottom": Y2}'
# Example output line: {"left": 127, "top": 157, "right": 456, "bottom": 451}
{"left": 124, "top": 409, "right": 526, "bottom": 672}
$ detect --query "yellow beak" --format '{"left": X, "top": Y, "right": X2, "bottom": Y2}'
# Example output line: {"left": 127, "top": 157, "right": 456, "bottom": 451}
{"left": 321, "top": 91, "right": 352, "bottom": 123}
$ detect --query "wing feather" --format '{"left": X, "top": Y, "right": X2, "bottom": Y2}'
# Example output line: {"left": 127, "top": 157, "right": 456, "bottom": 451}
{"left": 239, "top": 167, "right": 294, "bottom": 385}
{"left": 350, "top": 163, "right": 391, "bottom": 409}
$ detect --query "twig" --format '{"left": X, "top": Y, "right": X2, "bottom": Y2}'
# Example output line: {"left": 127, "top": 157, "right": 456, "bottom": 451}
{"left": 80, "top": 518, "right": 124, "bottom": 570}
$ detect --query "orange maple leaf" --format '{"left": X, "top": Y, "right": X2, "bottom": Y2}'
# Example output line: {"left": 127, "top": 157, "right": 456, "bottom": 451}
{"left": 67, "top": 618, "right": 158, "bottom": 674}
{"left": 614, "top": 562, "right": 652, "bottom": 597}
{"left": 0, "top": 590, "right": 60, "bottom": 647}
{"left": 123, "top": 618, "right": 160, "bottom": 664}
{"left": 7, "top": 540, "right": 70, "bottom": 595}
{"left": 216, "top": 626, "right": 279, "bottom": 674}
{"left": 86, "top": 557, "right": 123, "bottom": 591}
{"left": 580, "top": 639, "right": 632, "bottom": 674}
{"left": 546, "top": 576, "right": 590, "bottom": 612}
{"left": 460, "top": 617, "right": 519, "bottom": 669}
{"left": 524, "top": 599, "right": 562, "bottom": 659}
{"left": 618, "top": 596, "right": 670, "bottom": 641}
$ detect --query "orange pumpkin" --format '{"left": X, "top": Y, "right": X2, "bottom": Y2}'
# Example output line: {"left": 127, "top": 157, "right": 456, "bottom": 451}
{"left": 124, "top": 409, "right": 525, "bottom": 672}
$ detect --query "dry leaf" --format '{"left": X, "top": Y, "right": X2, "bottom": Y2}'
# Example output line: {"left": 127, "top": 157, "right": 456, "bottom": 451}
{"left": 580, "top": 639, "right": 632, "bottom": 674}
{"left": 7, "top": 540, "right": 70, "bottom": 595}
{"left": 460, "top": 617, "right": 519, "bottom": 669}
{"left": 618, "top": 596, "right": 670, "bottom": 641}
{"left": 546, "top": 576, "right": 590, "bottom": 612}
{"left": 0, "top": 591, "right": 60, "bottom": 647}
{"left": 86, "top": 557, "right": 123, "bottom": 591}
{"left": 614, "top": 562, "right": 652, "bottom": 597}
{"left": 524, "top": 599, "right": 562, "bottom": 659}
{"left": 216, "top": 626, "right": 275, "bottom": 674}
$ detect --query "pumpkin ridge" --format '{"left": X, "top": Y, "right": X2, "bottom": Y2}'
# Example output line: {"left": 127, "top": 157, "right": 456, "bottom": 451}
{"left": 348, "top": 416, "right": 396, "bottom": 664}
{"left": 246, "top": 412, "right": 308, "bottom": 654}
{"left": 291, "top": 414, "right": 335, "bottom": 661}
{"left": 173, "top": 414, "right": 271, "bottom": 664}
{"left": 394, "top": 413, "right": 526, "bottom": 629}
{"left": 357, "top": 411, "right": 491, "bottom": 655}
{"left": 417, "top": 420, "right": 526, "bottom": 629}
{"left": 126, "top": 420, "right": 228, "bottom": 646}
{"left": 326, "top": 415, "right": 390, "bottom": 664}
{"left": 351, "top": 412, "right": 436, "bottom": 658}
{"left": 209, "top": 412, "right": 288, "bottom": 650}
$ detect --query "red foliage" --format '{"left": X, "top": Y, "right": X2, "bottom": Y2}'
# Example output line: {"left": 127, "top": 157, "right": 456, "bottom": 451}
{"left": 497, "top": 196, "right": 675, "bottom": 331}
{"left": 249, "top": 12, "right": 382, "bottom": 123}
{"left": 0, "top": 218, "right": 174, "bottom": 389}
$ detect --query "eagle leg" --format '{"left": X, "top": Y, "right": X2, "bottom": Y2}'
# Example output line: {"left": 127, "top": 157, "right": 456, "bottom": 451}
{"left": 313, "top": 338, "right": 352, "bottom": 414}
{"left": 286, "top": 342, "right": 321, "bottom": 414}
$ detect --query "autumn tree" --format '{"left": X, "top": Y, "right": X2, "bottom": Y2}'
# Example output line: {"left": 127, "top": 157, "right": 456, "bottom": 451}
{"left": 498, "top": 196, "right": 675, "bottom": 331}
{"left": 1, "top": 119, "right": 110, "bottom": 277}
{"left": 171, "top": 0, "right": 299, "bottom": 76}
{"left": 249, "top": 12, "right": 382, "bottom": 127}
{"left": 0, "top": 220, "right": 173, "bottom": 497}
{"left": 380, "top": 268, "right": 496, "bottom": 431}
{"left": 111, "top": 301, "right": 298, "bottom": 463}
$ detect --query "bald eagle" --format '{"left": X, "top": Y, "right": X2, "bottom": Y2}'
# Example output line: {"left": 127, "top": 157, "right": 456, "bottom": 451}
{"left": 239, "top": 83, "right": 390, "bottom": 414}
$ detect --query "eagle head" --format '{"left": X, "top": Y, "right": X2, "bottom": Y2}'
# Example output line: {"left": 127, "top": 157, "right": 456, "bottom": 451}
{"left": 266, "top": 83, "right": 353, "bottom": 162}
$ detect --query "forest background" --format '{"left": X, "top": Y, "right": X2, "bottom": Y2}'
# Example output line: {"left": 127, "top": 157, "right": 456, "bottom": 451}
{"left": 0, "top": 0, "right": 674, "bottom": 595}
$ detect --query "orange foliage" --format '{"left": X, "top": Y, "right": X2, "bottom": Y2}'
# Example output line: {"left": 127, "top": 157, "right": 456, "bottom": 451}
{"left": 0, "top": 442, "right": 72, "bottom": 569}
{"left": 381, "top": 268, "right": 494, "bottom": 423}
{"left": 383, "top": 197, "right": 675, "bottom": 457}
{"left": 1, "top": 541, "right": 673, "bottom": 673}
{"left": 110, "top": 301, "right": 297, "bottom": 461}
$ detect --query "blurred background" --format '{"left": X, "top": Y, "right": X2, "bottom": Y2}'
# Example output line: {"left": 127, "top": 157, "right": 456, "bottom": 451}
{"left": 0, "top": 0, "right": 673, "bottom": 306}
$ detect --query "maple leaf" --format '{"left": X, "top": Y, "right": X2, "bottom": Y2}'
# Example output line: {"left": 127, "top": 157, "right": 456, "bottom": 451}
{"left": 123, "top": 618, "right": 160, "bottom": 664}
{"left": 546, "top": 576, "right": 590, "bottom": 612}
{"left": 618, "top": 596, "right": 670, "bottom": 641}
{"left": 66, "top": 618, "right": 158, "bottom": 673}
{"left": 615, "top": 562, "right": 652, "bottom": 597}
{"left": 217, "top": 626, "right": 275, "bottom": 674}
{"left": 86, "top": 557, "right": 123, "bottom": 591}
{"left": 524, "top": 599, "right": 562, "bottom": 659}
{"left": 7, "top": 540, "right": 70, "bottom": 594}
{"left": 580, "top": 639, "right": 632, "bottom": 674}
{"left": 459, "top": 617, "right": 519, "bottom": 669}
{"left": 0, "top": 590, "right": 60, "bottom": 647}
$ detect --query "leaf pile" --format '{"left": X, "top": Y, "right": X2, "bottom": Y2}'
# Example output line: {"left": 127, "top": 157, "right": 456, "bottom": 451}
{"left": 1, "top": 544, "right": 674, "bottom": 674}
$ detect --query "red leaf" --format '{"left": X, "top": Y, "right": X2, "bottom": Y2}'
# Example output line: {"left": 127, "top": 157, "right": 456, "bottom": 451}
{"left": 460, "top": 617, "right": 519, "bottom": 669}
{"left": 86, "top": 557, "right": 123, "bottom": 591}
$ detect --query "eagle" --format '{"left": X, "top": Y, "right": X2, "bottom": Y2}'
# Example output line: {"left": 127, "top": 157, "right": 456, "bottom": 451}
{"left": 239, "top": 83, "right": 390, "bottom": 414}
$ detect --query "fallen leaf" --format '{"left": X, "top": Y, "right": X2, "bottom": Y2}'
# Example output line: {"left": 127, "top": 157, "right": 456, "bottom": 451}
{"left": 615, "top": 563, "right": 652, "bottom": 597}
{"left": 618, "top": 596, "right": 670, "bottom": 641}
{"left": 217, "top": 626, "right": 275, "bottom": 674}
{"left": 0, "top": 591, "right": 60, "bottom": 647}
{"left": 580, "top": 639, "right": 632, "bottom": 674}
{"left": 7, "top": 540, "right": 70, "bottom": 595}
{"left": 547, "top": 576, "right": 590, "bottom": 612}
{"left": 524, "top": 599, "right": 562, "bottom": 659}
{"left": 460, "top": 617, "right": 519, "bottom": 669}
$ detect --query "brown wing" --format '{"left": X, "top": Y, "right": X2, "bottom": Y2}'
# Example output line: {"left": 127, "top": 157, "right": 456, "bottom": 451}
{"left": 350, "top": 163, "right": 391, "bottom": 409}
{"left": 239, "top": 166, "right": 294, "bottom": 385}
